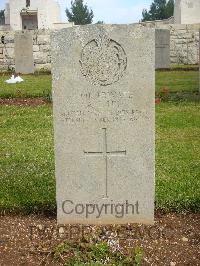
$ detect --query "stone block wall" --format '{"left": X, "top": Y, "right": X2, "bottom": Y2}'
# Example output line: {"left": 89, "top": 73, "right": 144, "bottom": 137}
{"left": 160, "top": 24, "right": 200, "bottom": 65}
{"left": 0, "top": 25, "right": 200, "bottom": 72}
{"left": 142, "top": 22, "right": 200, "bottom": 65}
{"left": 0, "top": 30, "right": 15, "bottom": 71}
{"left": 0, "top": 29, "right": 51, "bottom": 72}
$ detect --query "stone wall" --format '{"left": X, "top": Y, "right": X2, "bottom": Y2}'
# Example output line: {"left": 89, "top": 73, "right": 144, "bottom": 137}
{"left": 141, "top": 23, "right": 200, "bottom": 65}
{"left": 0, "top": 24, "right": 200, "bottom": 72}
{"left": 160, "top": 24, "right": 200, "bottom": 64}
{"left": 0, "top": 30, "right": 51, "bottom": 72}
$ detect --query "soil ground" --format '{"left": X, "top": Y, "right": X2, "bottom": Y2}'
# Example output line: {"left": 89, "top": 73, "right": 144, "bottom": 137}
{"left": 0, "top": 97, "right": 49, "bottom": 106}
{"left": 0, "top": 212, "right": 199, "bottom": 265}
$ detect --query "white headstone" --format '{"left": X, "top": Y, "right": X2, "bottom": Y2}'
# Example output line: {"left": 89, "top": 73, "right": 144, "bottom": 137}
{"left": 155, "top": 29, "right": 170, "bottom": 69}
{"left": 14, "top": 31, "right": 34, "bottom": 74}
{"left": 52, "top": 25, "right": 155, "bottom": 225}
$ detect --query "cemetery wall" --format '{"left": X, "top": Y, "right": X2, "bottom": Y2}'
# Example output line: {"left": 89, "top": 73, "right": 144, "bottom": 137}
{"left": 142, "top": 23, "right": 200, "bottom": 65}
{"left": 0, "top": 24, "right": 200, "bottom": 72}
{"left": 169, "top": 24, "right": 200, "bottom": 64}
{"left": 0, "top": 30, "right": 51, "bottom": 72}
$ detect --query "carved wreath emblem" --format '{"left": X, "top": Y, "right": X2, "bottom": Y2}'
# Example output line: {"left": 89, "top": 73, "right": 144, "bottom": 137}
{"left": 80, "top": 35, "right": 127, "bottom": 86}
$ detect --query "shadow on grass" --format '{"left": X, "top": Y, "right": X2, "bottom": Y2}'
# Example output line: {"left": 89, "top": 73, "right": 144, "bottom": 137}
{"left": 0, "top": 204, "right": 57, "bottom": 217}
{"left": 157, "top": 91, "right": 200, "bottom": 103}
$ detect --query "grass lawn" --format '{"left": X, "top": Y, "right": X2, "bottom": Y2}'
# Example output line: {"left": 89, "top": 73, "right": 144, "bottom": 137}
{"left": 0, "top": 105, "right": 55, "bottom": 213}
{"left": 156, "top": 71, "right": 199, "bottom": 93}
{"left": 0, "top": 70, "right": 199, "bottom": 98}
{"left": 0, "top": 74, "right": 52, "bottom": 99}
{"left": 0, "top": 102, "right": 199, "bottom": 213}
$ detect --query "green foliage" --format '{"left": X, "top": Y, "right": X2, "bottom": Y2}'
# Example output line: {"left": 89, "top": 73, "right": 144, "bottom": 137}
{"left": 165, "top": 0, "right": 174, "bottom": 18}
{"left": 90, "top": 242, "right": 110, "bottom": 262}
{"left": 96, "top": 21, "right": 104, "bottom": 24}
{"left": 66, "top": 0, "right": 94, "bottom": 25}
{"left": 53, "top": 241, "right": 140, "bottom": 265}
{"left": 142, "top": 0, "right": 174, "bottom": 21}
{"left": 0, "top": 9, "right": 5, "bottom": 25}
{"left": 134, "top": 247, "right": 144, "bottom": 265}
{"left": 43, "top": 89, "right": 52, "bottom": 103}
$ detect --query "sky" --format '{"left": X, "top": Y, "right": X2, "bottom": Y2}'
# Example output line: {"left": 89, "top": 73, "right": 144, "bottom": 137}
{"left": 0, "top": 0, "right": 152, "bottom": 24}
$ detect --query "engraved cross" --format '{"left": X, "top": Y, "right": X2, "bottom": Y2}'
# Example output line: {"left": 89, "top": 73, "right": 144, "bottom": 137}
{"left": 84, "top": 128, "right": 126, "bottom": 198}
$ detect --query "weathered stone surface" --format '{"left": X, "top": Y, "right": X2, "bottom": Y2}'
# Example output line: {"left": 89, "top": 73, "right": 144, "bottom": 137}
{"left": 14, "top": 31, "right": 34, "bottom": 74}
{"left": 33, "top": 45, "right": 40, "bottom": 52}
{"left": 37, "top": 35, "right": 50, "bottom": 45}
{"left": 4, "top": 34, "right": 14, "bottom": 43}
{"left": 174, "top": 0, "right": 200, "bottom": 24}
{"left": 0, "top": 25, "right": 199, "bottom": 72}
{"left": 5, "top": 47, "right": 14, "bottom": 58}
{"left": 155, "top": 29, "right": 170, "bottom": 69}
{"left": 52, "top": 25, "right": 155, "bottom": 225}
{"left": 155, "top": 24, "right": 200, "bottom": 64}
{"left": 39, "top": 45, "right": 50, "bottom": 52}
{"left": 35, "top": 63, "right": 51, "bottom": 71}
{"left": 33, "top": 51, "right": 48, "bottom": 64}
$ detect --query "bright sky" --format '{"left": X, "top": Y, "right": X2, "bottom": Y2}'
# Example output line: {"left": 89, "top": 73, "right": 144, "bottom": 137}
{"left": 0, "top": 0, "right": 152, "bottom": 23}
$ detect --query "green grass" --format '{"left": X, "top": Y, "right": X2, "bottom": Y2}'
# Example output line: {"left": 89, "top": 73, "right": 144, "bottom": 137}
{"left": 156, "top": 102, "right": 200, "bottom": 211}
{"left": 0, "top": 105, "right": 55, "bottom": 213}
{"left": 171, "top": 64, "right": 199, "bottom": 70}
{"left": 0, "top": 70, "right": 199, "bottom": 99}
{"left": 53, "top": 242, "right": 143, "bottom": 265}
{"left": 0, "top": 74, "right": 52, "bottom": 99}
{"left": 156, "top": 71, "right": 199, "bottom": 93}
{"left": 0, "top": 102, "right": 199, "bottom": 213}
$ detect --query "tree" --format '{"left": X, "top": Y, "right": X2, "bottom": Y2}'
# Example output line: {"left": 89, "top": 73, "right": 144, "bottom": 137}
{"left": 66, "top": 0, "right": 94, "bottom": 25}
{"left": 165, "top": 0, "right": 174, "bottom": 18}
{"left": 96, "top": 21, "right": 104, "bottom": 24}
{"left": 0, "top": 10, "right": 5, "bottom": 25}
{"left": 142, "top": 0, "right": 174, "bottom": 22}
